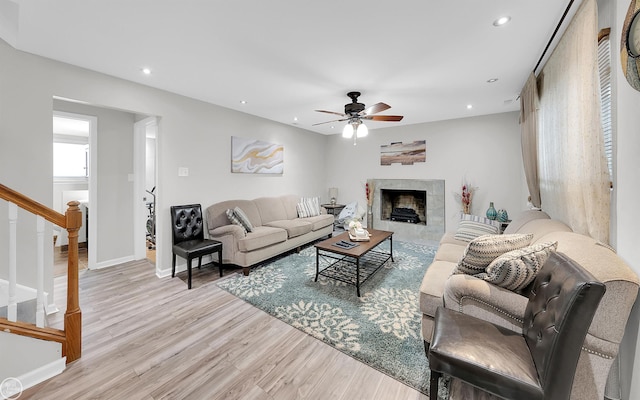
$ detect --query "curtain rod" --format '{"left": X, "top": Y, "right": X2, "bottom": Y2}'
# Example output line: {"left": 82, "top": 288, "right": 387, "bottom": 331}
{"left": 534, "top": 0, "right": 576, "bottom": 73}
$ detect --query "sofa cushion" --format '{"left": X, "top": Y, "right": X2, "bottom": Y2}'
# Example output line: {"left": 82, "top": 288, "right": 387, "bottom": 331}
{"left": 264, "top": 219, "right": 313, "bottom": 238}
{"left": 303, "top": 214, "right": 334, "bottom": 231}
{"left": 233, "top": 206, "right": 254, "bottom": 232}
{"left": 296, "top": 197, "right": 321, "bottom": 218}
{"left": 454, "top": 233, "right": 534, "bottom": 275}
{"left": 454, "top": 219, "right": 500, "bottom": 242}
{"left": 225, "top": 208, "right": 247, "bottom": 234}
{"left": 480, "top": 241, "right": 558, "bottom": 292}
{"left": 237, "top": 226, "right": 288, "bottom": 252}
{"left": 420, "top": 260, "right": 457, "bottom": 317}
{"left": 503, "top": 210, "right": 550, "bottom": 234}
{"left": 435, "top": 242, "right": 467, "bottom": 263}
{"left": 519, "top": 219, "right": 572, "bottom": 244}
{"left": 254, "top": 196, "right": 288, "bottom": 224}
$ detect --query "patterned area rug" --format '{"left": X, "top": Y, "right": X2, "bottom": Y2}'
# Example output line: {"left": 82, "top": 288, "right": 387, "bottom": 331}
{"left": 217, "top": 240, "right": 447, "bottom": 397}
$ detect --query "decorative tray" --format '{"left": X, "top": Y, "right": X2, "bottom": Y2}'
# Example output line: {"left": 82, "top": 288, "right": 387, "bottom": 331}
{"left": 349, "top": 230, "right": 371, "bottom": 242}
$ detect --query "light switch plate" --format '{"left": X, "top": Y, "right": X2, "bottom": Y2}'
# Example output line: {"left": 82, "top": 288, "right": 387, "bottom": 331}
{"left": 178, "top": 167, "right": 189, "bottom": 177}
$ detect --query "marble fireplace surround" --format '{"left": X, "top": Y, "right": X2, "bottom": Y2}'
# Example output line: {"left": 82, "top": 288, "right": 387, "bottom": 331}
{"left": 370, "top": 179, "right": 445, "bottom": 242}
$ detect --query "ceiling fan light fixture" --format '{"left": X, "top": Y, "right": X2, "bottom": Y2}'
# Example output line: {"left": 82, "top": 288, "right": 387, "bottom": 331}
{"left": 342, "top": 123, "right": 354, "bottom": 138}
{"left": 356, "top": 123, "right": 368, "bottom": 137}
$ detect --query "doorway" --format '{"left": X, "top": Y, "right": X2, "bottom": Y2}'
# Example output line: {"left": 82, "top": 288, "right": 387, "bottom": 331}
{"left": 134, "top": 117, "right": 158, "bottom": 263}
{"left": 52, "top": 110, "right": 96, "bottom": 276}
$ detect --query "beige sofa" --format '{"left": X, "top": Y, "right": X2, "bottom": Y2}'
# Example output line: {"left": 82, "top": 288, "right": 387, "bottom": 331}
{"left": 420, "top": 210, "right": 640, "bottom": 400}
{"left": 206, "top": 195, "right": 334, "bottom": 275}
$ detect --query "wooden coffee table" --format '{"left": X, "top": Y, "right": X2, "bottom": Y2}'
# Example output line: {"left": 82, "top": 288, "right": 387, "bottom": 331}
{"left": 314, "top": 229, "right": 394, "bottom": 297}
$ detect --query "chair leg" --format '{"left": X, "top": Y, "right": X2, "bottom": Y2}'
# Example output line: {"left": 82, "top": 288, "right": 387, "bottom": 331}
{"left": 172, "top": 254, "right": 176, "bottom": 277}
{"left": 218, "top": 250, "right": 223, "bottom": 277}
{"left": 187, "top": 259, "right": 193, "bottom": 289}
{"left": 430, "top": 370, "right": 441, "bottom": 400}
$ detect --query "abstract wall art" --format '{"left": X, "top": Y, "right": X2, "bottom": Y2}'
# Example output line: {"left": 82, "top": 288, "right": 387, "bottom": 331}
{"left": 380, "top": 140, "right": 426, "bottom": 166}
{"left": 231, "top": 136, "right": 284, "bottom": 174}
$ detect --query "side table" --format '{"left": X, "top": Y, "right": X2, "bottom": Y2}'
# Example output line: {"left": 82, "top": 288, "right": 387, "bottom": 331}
{"left": 321, "top": 203, "right": 346, "bottom": 229}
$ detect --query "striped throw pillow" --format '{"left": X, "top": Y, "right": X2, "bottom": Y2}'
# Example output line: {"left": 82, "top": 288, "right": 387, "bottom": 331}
{"left": 233, "top": 207, "right": 254, "bottom": 232}
{"left": 296, "top": 197, "right": 320, "bottom": 218}
{"left": 226, "top": 208, "right": 247, "bottom": 234}
{"left": 459, "top": 213, "right": 501, "bottom": 228}
{"left": 453, "top": 233, "right": 534, "bottom": 276}
{"left": 454, "top": 220, "right": 500, "bottom": 242}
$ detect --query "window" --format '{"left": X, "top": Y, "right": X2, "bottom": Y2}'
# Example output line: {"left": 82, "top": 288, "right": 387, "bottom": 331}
{"left": 53, "top": 113, "right": 91, "bottom": 181}
{"left": 598, "top": 29, "right": 613, "bottom": 181}
{"left": 53, "top": 141, "right": 88, "bottom": 178}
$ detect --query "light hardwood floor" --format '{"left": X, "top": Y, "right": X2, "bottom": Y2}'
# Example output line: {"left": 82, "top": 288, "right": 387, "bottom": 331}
{"left": 22, "top": 259, "right": 429, "bottom": 399}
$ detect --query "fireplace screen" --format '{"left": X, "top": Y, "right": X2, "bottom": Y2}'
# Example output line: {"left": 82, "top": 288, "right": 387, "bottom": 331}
{"left": 380, "top": 189, "right": 426, "bottom": 225}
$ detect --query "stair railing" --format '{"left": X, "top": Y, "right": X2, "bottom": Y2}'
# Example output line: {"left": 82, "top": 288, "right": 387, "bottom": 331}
{"left": 0, "top": 183, "right": 82, "bottom": 363}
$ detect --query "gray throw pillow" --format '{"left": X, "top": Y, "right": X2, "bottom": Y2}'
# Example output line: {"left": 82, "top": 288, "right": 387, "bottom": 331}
{"left": 453, "top": 233, "right": 534, "bottom": 275}
{"left": 233, "top": 206, "right": 254, "bottom": 232}
{"left": 481, "top": 241, "right": 558, "bottom": 292}
{"left": 226, "top": 208, "right": 247, "bottom": 234}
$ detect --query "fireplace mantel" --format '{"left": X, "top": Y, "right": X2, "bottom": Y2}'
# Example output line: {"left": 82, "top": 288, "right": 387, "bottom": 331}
{"left": 370, "top": 179, "right": 445, "bottom": 242}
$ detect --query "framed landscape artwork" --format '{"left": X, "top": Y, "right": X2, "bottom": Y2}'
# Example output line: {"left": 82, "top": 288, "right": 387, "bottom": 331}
{"left": 231, "top": 136, "right": 284, "bottom": 174}
{"left": 380, "top": 140, "right": 426, "bottom": 165}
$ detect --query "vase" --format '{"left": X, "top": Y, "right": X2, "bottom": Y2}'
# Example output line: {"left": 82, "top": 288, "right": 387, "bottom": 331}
{"left": 497, "top": 209, "right": 509, "bottom": 222}
{"left": 486, "top": 202, "right": 497, "bottom": 220}
{"left": 462, "top": 203, "right": 470, "bottom": 214}
{"left": 367, "top": 206, "right": 373, "bottom": 229}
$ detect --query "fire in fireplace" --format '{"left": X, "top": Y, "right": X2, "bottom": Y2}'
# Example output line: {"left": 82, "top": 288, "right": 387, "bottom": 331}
{"left": 380, "top": 189, "right": 426, "bottom": 225}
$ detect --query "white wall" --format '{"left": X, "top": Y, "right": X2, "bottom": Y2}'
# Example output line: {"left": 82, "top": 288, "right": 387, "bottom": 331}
{"left": 323, "top": 112, "right": 527, "bottom": 234}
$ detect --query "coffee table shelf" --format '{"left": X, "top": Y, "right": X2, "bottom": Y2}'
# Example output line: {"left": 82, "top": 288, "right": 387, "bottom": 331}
{"left": 314, "top": 229, "right": 393, "bottom": 297}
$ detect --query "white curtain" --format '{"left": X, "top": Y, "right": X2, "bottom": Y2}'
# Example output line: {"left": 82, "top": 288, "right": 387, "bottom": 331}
{"left": 537, "top": 0, "right": 610, "bottom": 243}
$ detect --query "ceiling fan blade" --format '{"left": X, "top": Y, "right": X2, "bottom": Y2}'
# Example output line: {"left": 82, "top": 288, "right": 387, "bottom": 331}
{"left": 312, "top": 118, "right": 349, "bottom": 126}
{"left": 362, "top": 115, "right": 404, "bottom": 122}
{"left": 362, "top": 102, "right": 391, "bottom": 115}
{"left": 315, "top": 109, "right": 346, "bottom": 117}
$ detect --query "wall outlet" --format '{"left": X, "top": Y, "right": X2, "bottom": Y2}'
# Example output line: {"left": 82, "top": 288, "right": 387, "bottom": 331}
{"left": 178, "top": 167, "right": 189, "bottom": 177}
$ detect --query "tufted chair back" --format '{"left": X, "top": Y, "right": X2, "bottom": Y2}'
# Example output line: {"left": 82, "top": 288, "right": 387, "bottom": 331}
{"left": 523, "top": 252, "right": 606, "bottom": 399}
{"left": 171, "top": 204, "right": 205, "bottom": 245}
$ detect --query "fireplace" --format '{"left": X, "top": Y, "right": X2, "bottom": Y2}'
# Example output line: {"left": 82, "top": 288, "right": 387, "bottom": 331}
{"left": 380, "top": 189, "right": 426, "bottom": 225}
{"left": 370, "top": 179, "right": 445, "bottom": 242}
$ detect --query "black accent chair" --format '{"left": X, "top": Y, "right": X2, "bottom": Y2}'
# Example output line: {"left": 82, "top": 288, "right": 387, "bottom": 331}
{"left": 428, "top": 252, "right": 605, "bottom": 400}
{"left": 171, "top": 204, "right": 223, "bottom": 289}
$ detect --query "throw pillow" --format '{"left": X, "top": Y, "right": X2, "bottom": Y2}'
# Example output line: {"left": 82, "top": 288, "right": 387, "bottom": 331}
{"left": 225, "top": 208, "right": 247, "bottom": 234}
{"left": 459, "top": 213, "right": 502, "bottom": 228}
{"left": 297, "top": 196, "right": 320, "bottom": 218}
{"left": 453, "top": 233, "right": 534, "bottom": 276}
{"left": 482, "top": 241, "right": 558, "bottom": 291}
{"left": 233, "top": 206, "right": 254, "bottom": 232}
{"left": 454, "top": 219, "right": 500, "bottom": 242}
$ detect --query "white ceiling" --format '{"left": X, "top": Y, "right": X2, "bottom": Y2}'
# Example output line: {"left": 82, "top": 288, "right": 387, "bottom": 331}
{"left": 1, "top": 0, "right": 579, "bottom": 135}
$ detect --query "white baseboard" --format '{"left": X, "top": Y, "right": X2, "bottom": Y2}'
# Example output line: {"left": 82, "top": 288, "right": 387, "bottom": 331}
{"left": 15, "top": 356, "right": 66, "bottom": 393}
{"left": 155, "top": 254, "right": 214, "bottom": 279}
{"left": 91, "top": 255, "right": 135, "bottom": 270}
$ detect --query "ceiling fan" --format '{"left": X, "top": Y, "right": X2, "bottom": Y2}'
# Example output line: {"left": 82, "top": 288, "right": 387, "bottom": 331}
{"left": 313, "top": 92, "right": 404, "bottom": 135}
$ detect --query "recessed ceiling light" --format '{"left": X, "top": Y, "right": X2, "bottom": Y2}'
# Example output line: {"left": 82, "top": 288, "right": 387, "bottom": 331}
{"left": 240, "top": 100, "right": 247, "bottom": 104}
{"left": 293, "top": 117, "right": 298, "bottom": 122}
{"left": 466, "top": 104, "right": 473, "bottom": 110}
{"left": 141, "top": 67, "right": 151, "bottom": 75}
{"left": 493, "top": 16, "right": 511, "bottom": 27}
{"left": 487, "top": 78, "right": 499, "bottom": 83}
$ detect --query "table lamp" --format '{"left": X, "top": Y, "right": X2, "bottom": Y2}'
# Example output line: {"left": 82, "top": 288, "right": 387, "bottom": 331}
{"left": 329, "top": 187, "right": 338, "bottom": 205}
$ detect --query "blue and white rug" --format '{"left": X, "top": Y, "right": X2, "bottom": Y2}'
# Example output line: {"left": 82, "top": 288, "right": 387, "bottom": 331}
{"left": 217, "top": 240, "right": 446, "bottom": 397}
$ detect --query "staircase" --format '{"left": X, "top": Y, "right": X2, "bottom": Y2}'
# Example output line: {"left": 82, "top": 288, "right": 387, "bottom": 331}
{"left": 0, "top": 183, "right": 82, "bottom": 392}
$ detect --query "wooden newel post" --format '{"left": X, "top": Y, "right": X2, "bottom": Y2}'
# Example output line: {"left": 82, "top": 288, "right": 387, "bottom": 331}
{"left": 64, "top": 201, "right": 82, "bottom": 362}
